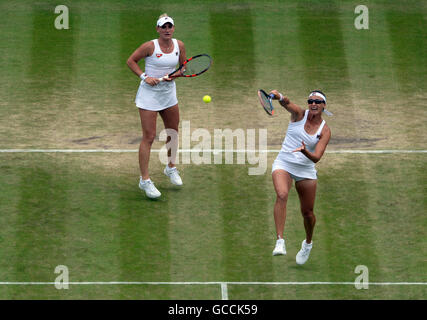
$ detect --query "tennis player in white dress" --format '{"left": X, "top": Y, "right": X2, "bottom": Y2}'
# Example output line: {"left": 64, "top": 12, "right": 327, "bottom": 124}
{"left": 270, "top": 90, "right": 332, "bottom": 265}
{"left": 127, "top": 14, "right": 186, "bottom": 199}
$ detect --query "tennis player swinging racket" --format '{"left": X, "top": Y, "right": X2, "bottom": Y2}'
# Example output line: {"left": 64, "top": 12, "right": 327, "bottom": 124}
{"left": 268, "top": 89, "right": 332, "bottom": 266}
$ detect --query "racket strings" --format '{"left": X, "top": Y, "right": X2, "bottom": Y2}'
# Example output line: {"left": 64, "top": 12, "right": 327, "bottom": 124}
{"left": 261, "top": 94, "right": 271, "bottom": 108}
{"left": 258, "top": 90, "right": 274, "bottom": 116}
{"left": 182, "top": 56, "right": 211, "bottom": 75}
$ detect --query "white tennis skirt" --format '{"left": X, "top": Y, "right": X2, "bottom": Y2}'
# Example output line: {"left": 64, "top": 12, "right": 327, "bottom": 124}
{"left": 135, "top": 80, "right": 178, "bottom": 111}
{"left": 272, "top": 157, "right": 317, "bottom": 180}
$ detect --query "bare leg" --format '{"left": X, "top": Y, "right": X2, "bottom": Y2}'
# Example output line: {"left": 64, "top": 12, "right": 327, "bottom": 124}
{"left": 295, "top": 179, "right": 317, "bottom": 244}
{"left": 272, "top": 170, "right": 293, "bottom": 239}
{"left": 159, "top": 104, "right": 180, "bottom": 168}
{"left": 138, "top": 109, "right": 158, "bottom": 180}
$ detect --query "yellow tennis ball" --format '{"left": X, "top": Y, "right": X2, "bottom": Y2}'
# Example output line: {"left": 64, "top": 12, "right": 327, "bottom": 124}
{"left": 203, "top": 95, "right": 211, "bottom": 103}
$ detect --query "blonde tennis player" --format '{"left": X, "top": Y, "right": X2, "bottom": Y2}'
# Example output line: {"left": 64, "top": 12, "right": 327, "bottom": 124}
{"left": 127, "top": 14, "right": 186, "bottom": 199}
{"left": 270, "top": 90, "right": 332, "bottom": 265}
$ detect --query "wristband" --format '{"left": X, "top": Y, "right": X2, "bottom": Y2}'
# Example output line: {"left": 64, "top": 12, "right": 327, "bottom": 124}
{"left": 140, "top": 73, "right": 147, "bottom": 81}
{"left": 279, "top": 93, "right": 284, "bottom": 102}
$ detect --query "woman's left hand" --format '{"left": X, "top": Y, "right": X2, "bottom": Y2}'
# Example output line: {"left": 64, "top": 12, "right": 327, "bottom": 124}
{"left": 292, "top": 141, "right": 306, "bottom": 153}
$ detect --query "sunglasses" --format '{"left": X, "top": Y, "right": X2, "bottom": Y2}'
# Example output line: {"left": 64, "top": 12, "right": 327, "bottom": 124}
{"left": 160, "top": 23, "right": 173, "bottom": 29}
{"left": 307, "top": 99, "right": 325, "bottom": 105}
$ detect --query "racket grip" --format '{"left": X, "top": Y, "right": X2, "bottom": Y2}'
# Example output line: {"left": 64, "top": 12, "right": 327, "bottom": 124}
{"left": 269, "top": 93, "right": 275, "bottom": 99}
{"left": 158, "top": 75, "right": 173, "bottom": 82}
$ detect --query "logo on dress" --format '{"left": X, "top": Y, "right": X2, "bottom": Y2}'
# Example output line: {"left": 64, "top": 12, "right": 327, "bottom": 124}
{"left": 156, "top": 53, "right": 162, "bottom": 58}
{"left": 176, "top": 52, "right": 178, "bottom": 56}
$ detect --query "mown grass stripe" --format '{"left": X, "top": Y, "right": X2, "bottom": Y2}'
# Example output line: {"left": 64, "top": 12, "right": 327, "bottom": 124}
{"left": 385, "top": 5, "right": 426, "bottom": 95}
{"left": 296, "top": 2, "right": 381, "bottom": 299}
{"left": 14, "top": 164, "right": 68, "bottom": 299}
{"left": 210, "top": 5, "right": 275, "bottom": 286}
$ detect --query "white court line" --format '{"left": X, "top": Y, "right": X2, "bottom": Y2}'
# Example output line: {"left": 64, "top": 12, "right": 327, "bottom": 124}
{"left": 1, "top": 281, "right": 424, "bottom": 299}
{"left": 0, "top": 281, "right": 425, "bottom": 285}
{"left": 221, "top": 283, "right": 228, "bottom": 300}
{"left": 0, "top": 149, "right": 426, "bottom": 154}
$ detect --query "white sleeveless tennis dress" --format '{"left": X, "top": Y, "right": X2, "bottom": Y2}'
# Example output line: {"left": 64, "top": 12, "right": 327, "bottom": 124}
{"left": 135, "top": 38, "right": 180, "bottom": 111}
{"left": 272, "top": 110, "right": 326, "bottom": 180}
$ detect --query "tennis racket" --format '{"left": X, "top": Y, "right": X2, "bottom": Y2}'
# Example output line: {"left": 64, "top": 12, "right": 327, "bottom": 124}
{"left": 158, "top": 54, "right": 212, "bottom": 82}
{"left": 257, "top": 89, "right": 275, "bottom": 116}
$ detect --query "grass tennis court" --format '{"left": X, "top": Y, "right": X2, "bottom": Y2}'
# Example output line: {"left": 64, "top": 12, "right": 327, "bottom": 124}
{"left": 0, "top": 0, "right": 426, "bottom": 299}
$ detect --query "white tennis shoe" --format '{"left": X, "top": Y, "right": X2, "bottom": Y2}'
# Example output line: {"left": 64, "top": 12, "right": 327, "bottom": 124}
{"left": 139, "top": 178, "right": 161, "bottom": 199}
{"left": 164, "top": 166, "right": 183, "bottom": 186}
{"left": 272, "top": 238, "right": 286, "bottom": 256}
{"left": 296, "top": 240, "right": 313, "bottom": 265}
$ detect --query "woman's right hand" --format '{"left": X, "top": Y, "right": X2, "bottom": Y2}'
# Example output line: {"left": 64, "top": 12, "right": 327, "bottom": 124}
{"left": 145, "top": 77, "right": 160, "bottom": 86}
{"left": 269, "top": 90, "right": 281, "bottom": 100}
{"left": 269, "top": 90, "right": 290, "bottom": 104}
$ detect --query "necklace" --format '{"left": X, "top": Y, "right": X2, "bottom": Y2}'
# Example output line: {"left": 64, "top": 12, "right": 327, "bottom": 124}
{"left": 160, "top": 41, "right": 173, "bottom": 52}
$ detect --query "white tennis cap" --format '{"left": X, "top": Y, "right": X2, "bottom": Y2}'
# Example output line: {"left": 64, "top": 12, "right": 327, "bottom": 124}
{"left": 157, "top": 16, "right": 174, "bottom": 27}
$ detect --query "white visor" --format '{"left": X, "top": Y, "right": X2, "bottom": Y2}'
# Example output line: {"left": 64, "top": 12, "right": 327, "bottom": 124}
{"left": 157, "top": 16, "right": 174, "bottom": 27}
{"left": 309, "top": 91, "right": 326, "bottom": 103}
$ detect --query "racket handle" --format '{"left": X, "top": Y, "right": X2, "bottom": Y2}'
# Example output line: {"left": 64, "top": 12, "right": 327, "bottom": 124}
{"left": 158, "top": 75, "right": 173, "bottom": 82}
{"left": 268, "top": 93, "right": 275, "bottom": 99}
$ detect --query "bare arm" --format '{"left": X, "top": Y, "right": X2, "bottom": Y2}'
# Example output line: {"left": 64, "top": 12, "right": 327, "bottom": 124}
{"left": 293, "top": 125, "right": 331, "bottom": 163}
{"left": 178, "top": 40, "right": 187, "bottom": 65}
{"left": 127, "top": 41, "right": 162, "bottom": 86}
{"left": 126, "top": 41, "right": 153, "bottom": 77}
{"left": 270, "top": 90, "right": 305, "bottom": 122}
